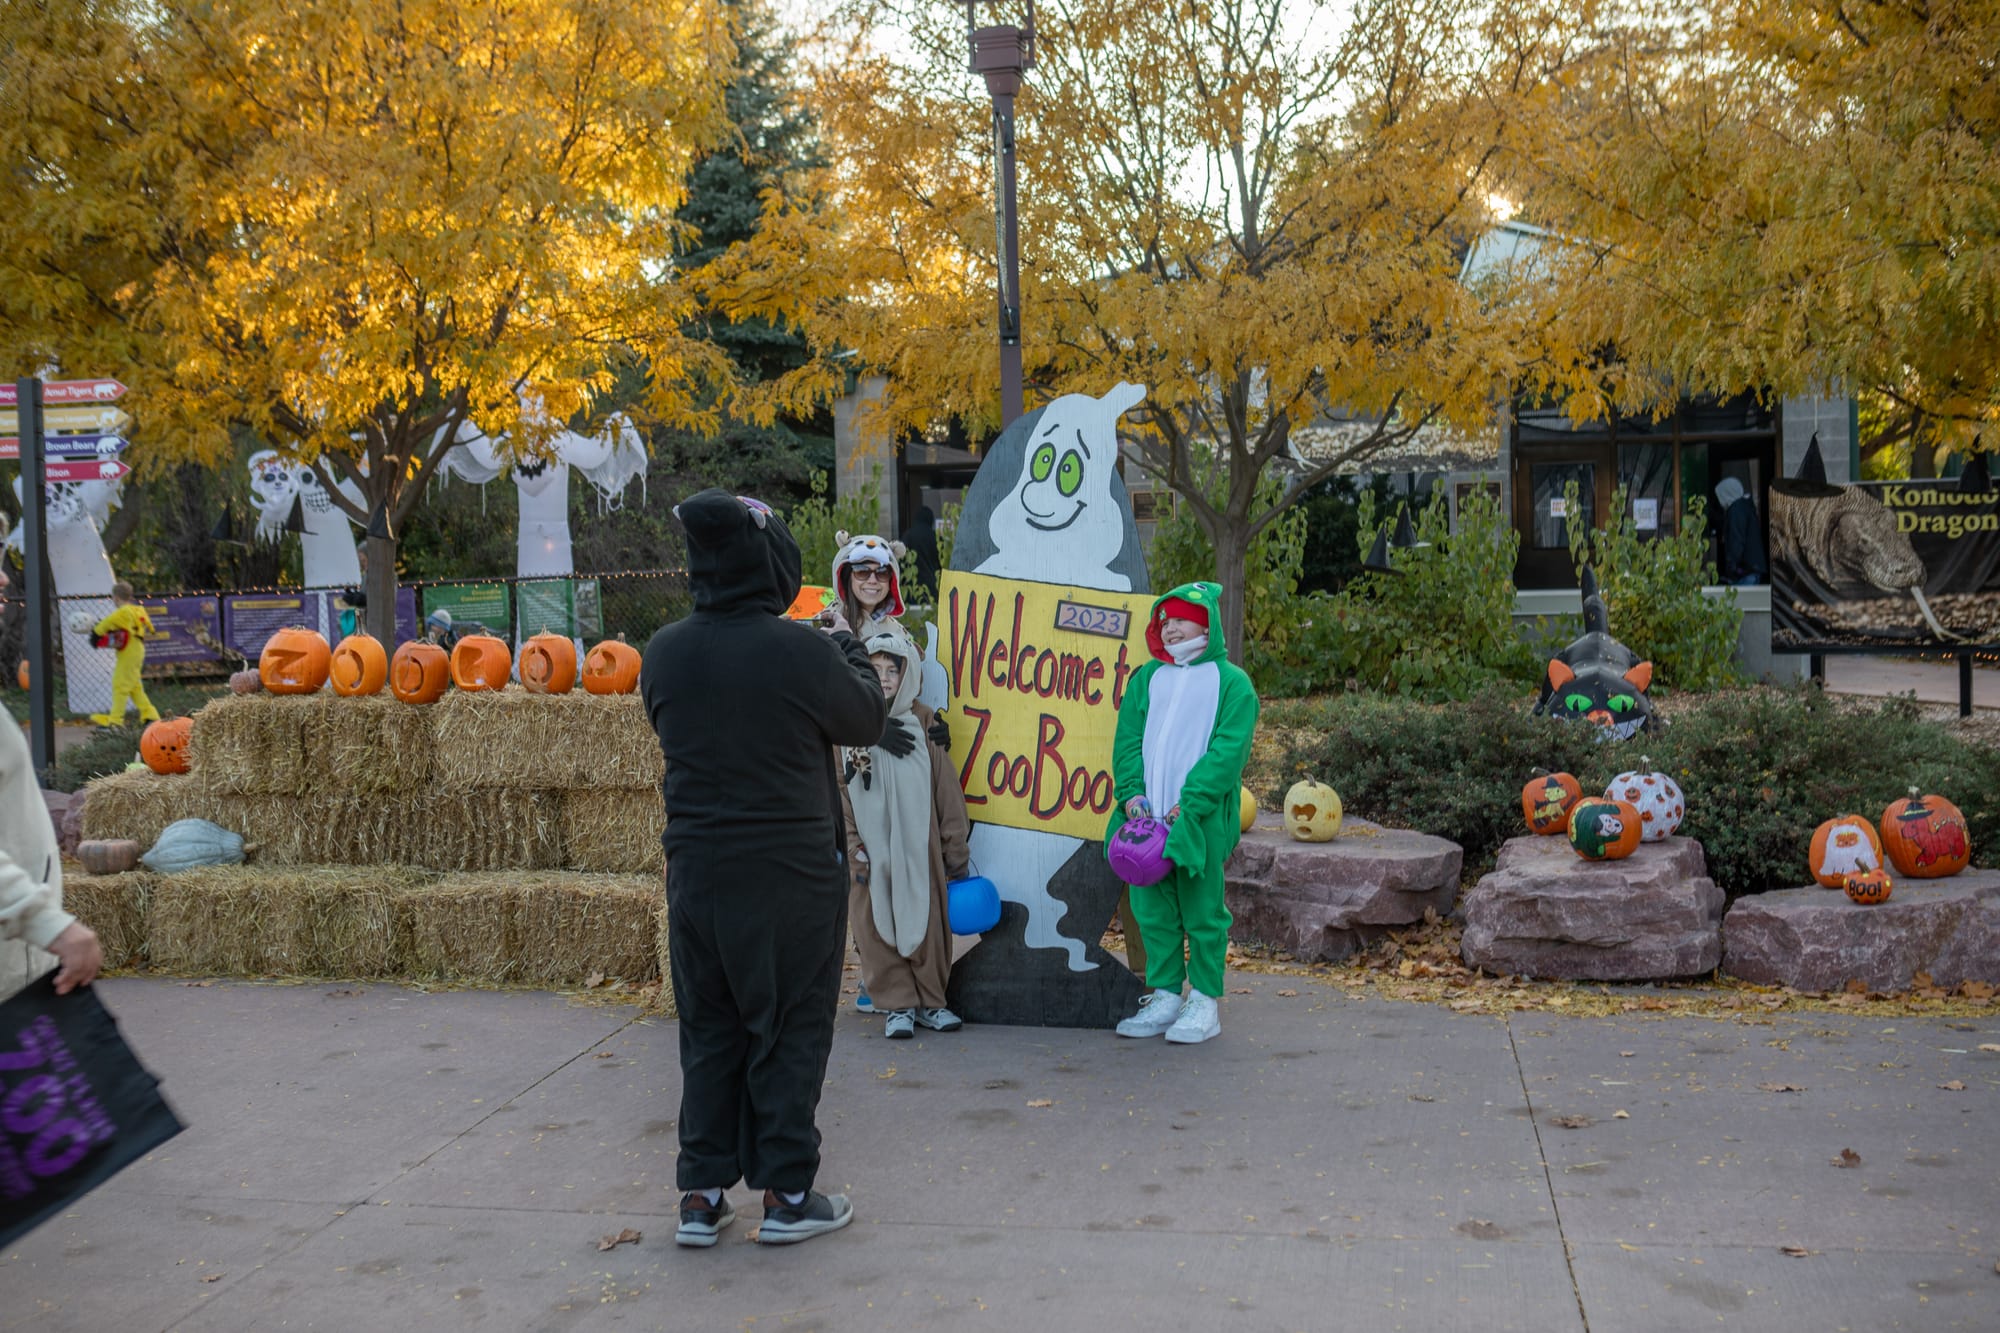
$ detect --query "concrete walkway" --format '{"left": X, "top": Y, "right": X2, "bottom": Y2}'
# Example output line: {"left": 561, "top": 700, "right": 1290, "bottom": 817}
{"left": 1822, "top": 654, "right": 2000, "bottom": 710}
{"left": 5, "top": 978, "right": 1997, "bottom": 1332}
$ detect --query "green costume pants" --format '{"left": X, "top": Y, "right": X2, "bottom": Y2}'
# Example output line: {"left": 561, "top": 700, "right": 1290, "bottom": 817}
{"left": 1127, "top": 864, "right": 1231, "bottom": 999}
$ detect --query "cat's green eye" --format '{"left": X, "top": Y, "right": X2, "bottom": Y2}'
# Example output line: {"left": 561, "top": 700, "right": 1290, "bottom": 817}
{"left": 1608, "top": 694, "right": 1636, "bottom": 713}
{"left": 1030, "top": 443, "right": 1056, "bottom": 482}
{"left": 1563, "top": 693, "right": 1593, "bottom": 712}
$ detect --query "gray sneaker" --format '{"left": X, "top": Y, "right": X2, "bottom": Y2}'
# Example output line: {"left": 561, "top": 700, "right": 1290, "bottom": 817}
{"left": 756, "top": 1189, "right": 854, "bottom": 1245}
{"left": 914, "top": 1006, "right": 963, "bottom": 1032}
{"left": 675, "top": 1191, "right": 736, "bottom": 1248}
{"left": 883, "top": 1009, "right": 916, "bottom": 1039}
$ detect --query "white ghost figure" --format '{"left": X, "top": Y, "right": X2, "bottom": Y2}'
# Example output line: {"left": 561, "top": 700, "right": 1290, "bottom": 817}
{"left": 7, "top": 476, "right": 122, "bottom": 715}
{"left": 248, "top": 450, "right": 365, "bottom": 591}
{"left": 930, "top": 381, "right": 1149, "bottom": 972}
{"left": 975, "top": 382, "right": 1144, "bottom": 592}
{"left": 439, "top": 414, "right": 647, "bottom": 582}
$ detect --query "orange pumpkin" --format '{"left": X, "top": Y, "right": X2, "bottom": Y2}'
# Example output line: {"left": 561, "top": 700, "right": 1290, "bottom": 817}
{"left": 15, "top": 658, "right": 27, "bottom": 690}
{"left": 1808, "top": 814, "right": 1885, "bottom": 888}
{"left": 449, "top": 633, "right": 513, "bottom": 692}
{"left": 139, "top": 716, "right": 193, "bottom": 774}
{"left": 1879, "top": 788, "right": 1971, "bottom": 879}
{"left": 1844, "top": 868, "right": 1894, "bottom": 905}
{"left": 329, "top": 633, "right": 388, "bottom": 697}
{"left": 390, "top": 641, "right": 451, "bottom": 704}
{"left": 259, "top": 626, "right": 331, "bottom": 693}
{"left": 519, "top": 633, "right": 577, "bottom": 695}
{"left": 1567, "top": 797, "right": 1643, "bottom": 861}
{"left": 581, "top": 639, "right": 642, "bottom": 695}
{"left": 1522, "top": 772, "right": 1584, "bottom": 836}
{"left": 76, "top": 839, "right": 140, "bottom": 876}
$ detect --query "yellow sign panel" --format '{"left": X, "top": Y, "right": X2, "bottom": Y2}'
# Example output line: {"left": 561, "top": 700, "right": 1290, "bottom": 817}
{"left": 940, "top": 569, "right": 1156, "bottom": 840}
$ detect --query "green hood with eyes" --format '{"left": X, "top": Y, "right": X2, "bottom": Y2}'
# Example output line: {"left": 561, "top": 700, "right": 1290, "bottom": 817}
{"left": 1144, "top": 582, "right": 1229, "bottom": 665}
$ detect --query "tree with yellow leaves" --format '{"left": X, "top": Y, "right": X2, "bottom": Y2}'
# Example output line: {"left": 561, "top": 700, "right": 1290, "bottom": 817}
{"left": 708, "top": 0, "right": 1573, "bottom": 657}
{"left": 0, "top": 0, "right": 737, "bottom": 638}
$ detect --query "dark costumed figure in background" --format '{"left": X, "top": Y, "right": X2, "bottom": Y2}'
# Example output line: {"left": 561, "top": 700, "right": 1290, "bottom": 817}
{"left": 640, "top": 490, "right": 888, "bottom": 1248}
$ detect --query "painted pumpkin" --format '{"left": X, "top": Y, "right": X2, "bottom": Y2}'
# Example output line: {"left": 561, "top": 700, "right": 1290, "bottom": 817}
{"left": 1522, "top": 771, "right": 1584, "bottom": 836}
{"left": 1844, "top": 868, "right": 1894, "bottom": 905}
{"left": 228, "top": 669, "right": 262, "bottom": 695}
{"left": 259, "top": 626, "right": 331, "bottom": 694}
{"left": 582, "top": 639, "right": 642, "bottom": 695}
{"left": 1283, "top": 779, "right": 1343, "bottom": 843}
{"left": 329, "top": 633, "right": 388, "bottom": 697}
{"left": 1880, "top": 789, "right": 1970, "bottom": 879}
{"left": 76, "top": 839, "right": 140, "bottom": 876}
{"left": 1604, "top": 758, "right": 1685, "bottom": 843}
{"left": 449, "top": 634, "right": 513, "bottom": 692}
{"left": 519, "top": 632, "right": 578, "bottom": 695}
{"left": 1808, "top": 814, "right": 1884, "bottom": 888}
{"left": 1567, "top": 797, "right": 1643, "bottom": 861}
{"left": 390, "top": 641, "right": 451, "bottom": 704}
{"left": 1239, "top": 786, "right": 1258, "bottom": 834}
{"left": 139, "top": 716, "right": 193, "bottom": 775}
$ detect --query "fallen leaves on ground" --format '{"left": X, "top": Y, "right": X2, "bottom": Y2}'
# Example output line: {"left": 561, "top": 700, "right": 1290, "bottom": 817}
{"left": 1758, "top": 1082, "right": 1805, "bottom": 1093}
{"left": 1409, "top": 1093, "right": 1436, "bottom": 1103}
{"left": 182, "top": 979, "right": 214, "bottom": 988}
{"left": 592, "top": 1051, "right": 614, "bottom": 1060}
{"left": 1457, "top": 1219, "right": 1505, "bottom": 1240}
{"left": 325, "top": 988, "right": 361, "bottom": 999}
{"left": 1979, "top": 1044, "right": 2000, "bottom": 1053}
{"left": 1550, "top": 1113, "right": 1593, "bottom": 1129}
{"left": 1832, "top": 1148, "right": 1863, "bottom": 1168}
{"left": 1025, "top": 1099, "right": 1054, "bottom": 1109}
{"left": 1613, "top": 1109, "right": 1630, "bottom": 1119}
{"left": 1275, "top": 989, "right": 1299, "bottom": 998}
{"left": 199, "top": 1273, "right": 222, "bottom": 1283}
{"left": 583, "top": 972, "right": 606, "bottom": 990}
{"left": 597, "top": 1229, "right": 642, "bottom": 1252}
{"left": 1781, "top": 1245, "right": 1818, "bottom": 1257}
{"left": 1939, "top": 1080, "right": 1968, "bottom": 1091}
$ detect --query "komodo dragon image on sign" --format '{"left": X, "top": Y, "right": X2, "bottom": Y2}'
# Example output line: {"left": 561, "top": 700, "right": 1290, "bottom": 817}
{"left": 1770, "top": 485, "right": 1961, "bottom": 644}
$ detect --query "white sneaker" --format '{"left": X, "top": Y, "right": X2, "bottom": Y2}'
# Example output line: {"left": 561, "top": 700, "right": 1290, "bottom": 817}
{"left": 1165, "top": 992, "right": 1220, "bottom": 1045}
{"left": 1115, "top": 989, "right": 1184, "bottom": 1038}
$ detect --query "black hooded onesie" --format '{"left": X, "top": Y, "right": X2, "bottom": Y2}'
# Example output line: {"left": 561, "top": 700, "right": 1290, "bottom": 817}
{"left": 642, "top": 489, "right": 888, "bottom": 1194}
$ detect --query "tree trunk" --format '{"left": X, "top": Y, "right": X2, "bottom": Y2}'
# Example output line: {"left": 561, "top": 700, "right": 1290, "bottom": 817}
{"left": 364, "top": 531, "right": 399, "bottom": 644}
{"left": 1211, "top": 519, "right": 1251, "bottom": 665}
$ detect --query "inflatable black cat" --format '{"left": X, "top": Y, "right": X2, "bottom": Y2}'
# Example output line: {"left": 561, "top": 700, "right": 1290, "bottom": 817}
{"left": 1533, "top": 568, "right": 1655, "bottom": 740}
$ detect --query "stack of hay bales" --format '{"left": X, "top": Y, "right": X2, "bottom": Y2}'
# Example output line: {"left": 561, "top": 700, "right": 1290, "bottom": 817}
{"left": 74, "top": 687, "right": 672, "bottom": 1007}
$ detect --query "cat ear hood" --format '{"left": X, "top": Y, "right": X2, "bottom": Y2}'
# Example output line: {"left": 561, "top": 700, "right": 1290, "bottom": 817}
{"left": 863, "top": 629, "right": 923, "bottom": 716}
{"left": 674, "top": 489, "right": 802, "bottom": 616}
{"left": 1145, "top": 581, "right": 1228, "bottom": 664}
{"left": 832, "top": 531, "right": 907, "bottom": 616}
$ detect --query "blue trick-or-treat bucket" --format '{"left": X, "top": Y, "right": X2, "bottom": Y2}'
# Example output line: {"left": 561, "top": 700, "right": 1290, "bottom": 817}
{"left": 947, "top": 875, "right": 1002, "bottom": 935}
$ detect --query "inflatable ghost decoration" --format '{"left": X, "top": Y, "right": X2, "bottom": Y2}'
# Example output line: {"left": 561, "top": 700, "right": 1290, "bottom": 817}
{"left": 7, "top": 476, "right": 122, "bottom": 716}
{"left": 437, "top": 414, "right": 647, "bottom": 580}
{"left": 1533, "top": 567, "right": 1656, "bottom": 740}
{"left": 248, "top": 450, "right": 366, "bottom": 591}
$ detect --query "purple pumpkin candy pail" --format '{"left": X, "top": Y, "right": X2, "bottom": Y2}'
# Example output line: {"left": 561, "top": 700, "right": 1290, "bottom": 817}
{"left": 1108, "top": 817, "right": 1173, "bottom": 887}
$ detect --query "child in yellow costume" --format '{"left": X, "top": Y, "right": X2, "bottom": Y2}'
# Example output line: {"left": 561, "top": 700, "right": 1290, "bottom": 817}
{"left": 89, "top": 581, "right": 160, "bottom": 726}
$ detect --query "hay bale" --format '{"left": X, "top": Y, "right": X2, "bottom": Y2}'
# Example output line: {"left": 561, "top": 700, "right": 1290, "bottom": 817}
{"left": 79, "top": 771, "right": 198, "bottom": 847}
{"left": 301, "top": 692, "right": 433, "bottom": 793}
{"left": 429, "top": 689, "right": 661, "bottom": 790}
{"left": 654, "top": 896, "right": 677, "bottom": 1018}
{"left": 189, "top": 693, "right": 316, "bottom": 795}
{"left": 403, "top": 872, "right": 661, "bottom": 987}
{"left": 560, "top": 789, "right": 665, "bottom": 874}
{"left": 205, "top": 793, "right": 422, "bottom": 866}
{"left": 60, "top": 870, "right": 153, "bottom": 969}
{"left": 149, "top": 864, "right": 430, "bottom": 977}
{"left": 412, "top": 790, "right": 564, "bottom": 871}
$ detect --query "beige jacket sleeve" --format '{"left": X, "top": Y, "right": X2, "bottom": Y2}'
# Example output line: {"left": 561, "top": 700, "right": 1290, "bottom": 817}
{"left": 0, "top": 720, "right": 73, "bottom": 951}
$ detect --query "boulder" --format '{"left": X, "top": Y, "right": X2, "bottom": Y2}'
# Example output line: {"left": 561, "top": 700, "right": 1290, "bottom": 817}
{"left": 1224, "top": 818, "right": 1462, "bottom": 962}
{"left": 41, "top": 789, "right": 80, "bottom": 856}
{"left": 1460, "top": 835, "right": 1722, "bottom": 980}
{"left": 1722, "top": 869, "right": 2000, "bottom": 992}
{"left": 59, "top": 787, "right": 88, "bottom": 856}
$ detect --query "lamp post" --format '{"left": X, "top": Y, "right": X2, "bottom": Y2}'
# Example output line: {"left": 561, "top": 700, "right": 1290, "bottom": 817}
{"left": 965, "top": 2, "right": 1034, "bottom": 428}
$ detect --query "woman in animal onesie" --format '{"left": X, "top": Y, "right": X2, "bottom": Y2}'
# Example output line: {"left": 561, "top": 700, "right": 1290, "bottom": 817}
{"left": 1104, "top": 583, "right": 1260, "bottom": 1045}
{"left": 640, "top": 490, "right": 888, "bottom": 1248}
{"left": 831, "top": 532, "right": 910, "bottom": 641}
{"left": 839, "top": 631, "right": 972, "bottom": 1039}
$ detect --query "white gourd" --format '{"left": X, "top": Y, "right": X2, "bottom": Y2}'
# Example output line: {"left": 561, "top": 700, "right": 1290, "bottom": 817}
{"left": 141, "top": 818, "right": 247, "bottom": 873}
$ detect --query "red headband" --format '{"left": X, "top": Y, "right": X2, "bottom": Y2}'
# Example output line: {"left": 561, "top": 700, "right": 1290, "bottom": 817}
{"left": 1157, "top": 597, "right": 1209, "bottom": 629}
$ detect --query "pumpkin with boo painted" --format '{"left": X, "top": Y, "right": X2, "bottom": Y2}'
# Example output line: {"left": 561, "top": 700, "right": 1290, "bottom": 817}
{"left": 259, "top": 626, "right": 331, "bottom": 693}
{"left": 140, "top": 717, "right": 193, "bottom": 774}
{"left": 390, "top": 641, "right": 450, "bottom": 704}
{"left": 1522, "top": 772, "right": 1583, "bottom": 836}
{"left": 1284, "top": 780, "right": 1342, "bottom": 842}
{"left": 582, "top": 640, "right": 642, "bottom": 695}
{"left": 329, "top": 633, "right": 388, "bottom": 696}
{"left": 1604, "top": 758, "right": 1684, "bottom": 842}
{"left": 1567, "top": 797, "right": 1642, "bottom": 860}
{"left": 1879, "top": 789, "right": 1970, "bottom": 879}
{"left": 1808, "top": 815, "right": 1883, "bottom": 888}
{"left": 1844, "top": 868, "right": 1894, "bottom": 905}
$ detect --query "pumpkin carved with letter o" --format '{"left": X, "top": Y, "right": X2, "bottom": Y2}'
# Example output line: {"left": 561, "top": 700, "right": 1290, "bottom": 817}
{"left": 390, "top": 641, "right": 450, "bottom": 704}
{"left": 1283, "top": 779, "right": 1343, "bottom": 842}
{"left": 259, "top": 626, "right": 331, "bottom": 693}
{"left": 1568, "top": 797, "right": 1642, "bottom": 861}
{"left": 1880, "top": 789, "right": 1970, "bottom": 879}
{"left": 1844, "top": 868, "right": 1894, "bottom": 905}
{"left": 329, "top": 633, "right": 388, "bottom": 696}
{"left": 520, "top": 633, "right": 578, "bottom": 695}
{"left": 1523, "top": 772, "right": 1584, "bottom": 836}
{"left": 140, "top": 716, "right": 193, "bottom": 774}
{"left": 1809, "top": 814, "right": 1883, "bottom": 888}
{"left": 582, "top": 639, "right": 642, "bottom": 695}
{"left": 449, "top": 634, "right": 513, "bottom": 692}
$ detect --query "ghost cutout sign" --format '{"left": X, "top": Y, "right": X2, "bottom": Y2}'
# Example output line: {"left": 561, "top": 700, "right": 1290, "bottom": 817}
{"left": 937, "top": 383, "right": 1152, "bottom": 1030}
{"left": 6, "top": 477, "right": 122, "bottom": 715}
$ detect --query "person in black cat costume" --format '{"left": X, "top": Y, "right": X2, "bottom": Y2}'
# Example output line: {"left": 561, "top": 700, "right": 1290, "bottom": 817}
{"left": 641, "top": 490, "right": 889, "bottom": 1248}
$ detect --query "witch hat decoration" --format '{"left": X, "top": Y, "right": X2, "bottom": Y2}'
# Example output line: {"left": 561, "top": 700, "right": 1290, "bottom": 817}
{"left": 1771, "top": 432, "right": 1842, "bottom": 499}
{"left": 209, "top": 505, "right": 236, "bottom": 543}
{"left": 1362, "top": 524, "right": 1398, "bottom": 574}
{"left": 1391, "top": 503, "right": 1431, "bottom": 550}
{"left": 366, "top": 501, "right": 393, "bottom": 541}
{"left": 1957, "top": 443, "right": 1990, "bottom": 496}
{"left": 282, "top": 493, "right": 309, "bottom": 534}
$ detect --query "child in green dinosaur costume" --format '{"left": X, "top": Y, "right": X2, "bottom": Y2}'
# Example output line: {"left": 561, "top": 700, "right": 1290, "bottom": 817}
{"left": 1104, "top": 582, "right": 1260, "bottom": 1044}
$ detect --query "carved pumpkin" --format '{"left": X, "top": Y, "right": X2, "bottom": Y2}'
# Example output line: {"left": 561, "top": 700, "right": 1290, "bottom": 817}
{"left": 1283, "top": 779, "right": 1343, "bottom": 842}
{"left": 1809, "top": 814, "right": 1884, "bottom": 888}
{"left": 1844, "top": 868, "right": 1894, "bottom": 905}
{"left": 1567, "top": 796, "right": 1643, "bottom": 861}
{"left": 259, "top": 626, "right": 331, "bottom": 694}
{"left": 76, "top": 839, "right": 140, "bottom": 876}
{"left": 329, "top": 633, "right": 388, "bottom": 697}
{"left": 1880, "top": 789, "right": 1970, "bottom": 878}
{"left": 390, "top": 641, "right": 451, "bottom": 704}
{"left": 1239, "top": 786, "right": 1258, "bottom": 834}
{"left": 139, "top": 716, "right": 193, "bottom": 775}
{"left": 519, "top": 633, "right": 578, "bottom": 695}
{"left": 228, "top": 669, "right": 262, "bottom": 695}
{"left": 582, "top": 639, "right": 642, "bottom": 695}
{"left": 1522, "top": 772, "right": 1584, "bottom": 836}
{"left": 449, "top": 634, "right": 513, "bottom": 692}
{"left": 1605, "top": 758, "right": 1685, "bottom": 842}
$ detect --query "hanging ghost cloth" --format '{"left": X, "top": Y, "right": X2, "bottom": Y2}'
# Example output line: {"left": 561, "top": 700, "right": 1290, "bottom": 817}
{"left": 0, "top": 973, "right": 184, "bottom": 1247}
{"left": 844, "top": 632, "right": 933, "bottom": 957}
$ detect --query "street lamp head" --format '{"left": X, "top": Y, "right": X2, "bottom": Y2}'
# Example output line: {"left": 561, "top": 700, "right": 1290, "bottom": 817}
{"left": 965, "top": 0, "right": 1035, "bottom": 75}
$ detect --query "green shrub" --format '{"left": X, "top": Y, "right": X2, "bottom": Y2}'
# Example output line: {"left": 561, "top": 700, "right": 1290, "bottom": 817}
{"left": 1274, "top": 685, "right": 2000, "bottom": 899}
{"left": 1146, "top": 469, "right": 1309, "bottom": 673}
{"left": 1566, "top": 483, "right": 1743, "bottom": 692}
{"left": 44, "top": 724, "right": 144, "bottom": 793}
{"left": 783, "top": 467, "right": 883, "bottom": 589}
